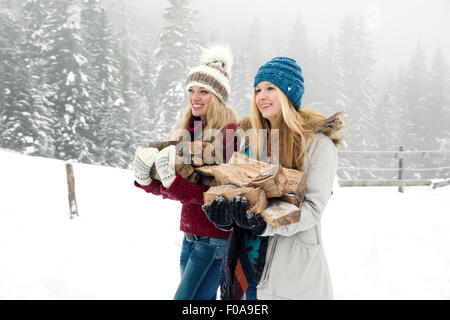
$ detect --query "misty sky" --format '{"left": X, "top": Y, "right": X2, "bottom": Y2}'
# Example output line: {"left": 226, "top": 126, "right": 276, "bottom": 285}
{"left": 140, "top": 0, "right": 449, "bottom": 81}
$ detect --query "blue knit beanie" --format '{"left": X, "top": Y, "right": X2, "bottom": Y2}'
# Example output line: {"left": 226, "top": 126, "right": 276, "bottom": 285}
{"left": 253, "top": 57, "right": 304, "bottom": 110}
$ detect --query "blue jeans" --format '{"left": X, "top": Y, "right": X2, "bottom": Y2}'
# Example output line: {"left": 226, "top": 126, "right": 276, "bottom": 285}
{"left": 173, "top": 234, "right": 228, "bottom": 300}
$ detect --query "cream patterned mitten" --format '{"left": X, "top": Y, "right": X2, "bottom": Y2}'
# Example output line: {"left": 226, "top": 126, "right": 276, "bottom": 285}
{"left": 155, "top": 145, "right": 177, "bottom": 188}
{"left": 133, "top": 147, "right": 159, "bottom": 186}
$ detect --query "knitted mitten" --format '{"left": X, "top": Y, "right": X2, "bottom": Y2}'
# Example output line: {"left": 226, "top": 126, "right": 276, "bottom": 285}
{"left": 155, "top": 145, "right": 177, "bottom": 188}
{"left": 132, "top": 147, "right": 159, "bottom": 186}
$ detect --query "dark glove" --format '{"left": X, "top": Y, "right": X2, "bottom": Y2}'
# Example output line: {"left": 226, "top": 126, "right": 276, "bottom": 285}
{"left": 202, "top": 195, "right": 233, "bottom": 230}
{"left": 230, "top": 196, "right": 267, "bottom": 235}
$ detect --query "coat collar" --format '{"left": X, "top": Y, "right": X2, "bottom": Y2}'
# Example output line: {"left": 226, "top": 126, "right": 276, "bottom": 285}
{"left": 187, "top": 115, "right": 207, "bottom": 139}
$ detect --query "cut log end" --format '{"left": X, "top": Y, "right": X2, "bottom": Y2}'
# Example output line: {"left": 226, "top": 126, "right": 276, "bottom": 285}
{"left": 148, "top": 141, "right": 178, "bottom": 150}
{"left": 259, "top": 200, "right": 301, "bottom": 227}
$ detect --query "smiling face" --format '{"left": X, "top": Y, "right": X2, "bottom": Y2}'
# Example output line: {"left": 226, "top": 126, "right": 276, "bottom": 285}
{"left": 188, "top": 86, "right": 211, "bottom": 119}
{"left": 255, "top": 81, "right": 282, "bottom": 124}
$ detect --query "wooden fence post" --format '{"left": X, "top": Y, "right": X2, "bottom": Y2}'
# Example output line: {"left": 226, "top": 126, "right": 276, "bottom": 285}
{"left": 398, "top": 146, "right": 404, "bottom": 193}
{"left": 66, "top": 163, "right": 79, "bottom": 219}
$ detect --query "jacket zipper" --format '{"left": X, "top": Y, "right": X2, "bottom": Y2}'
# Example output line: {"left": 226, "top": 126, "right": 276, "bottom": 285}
{"left": 257, "top": 234, "right": 278, "bottom": 288}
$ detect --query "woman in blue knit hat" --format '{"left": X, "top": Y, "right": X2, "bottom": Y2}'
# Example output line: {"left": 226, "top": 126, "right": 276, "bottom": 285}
{"left": 203, "top": 57, "right": 344, "bottom": 300}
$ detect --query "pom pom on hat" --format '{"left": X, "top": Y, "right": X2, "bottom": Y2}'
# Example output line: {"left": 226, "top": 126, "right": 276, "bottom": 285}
{"left": 200, "top": 44, "right": 233, "bottom": 75}
{"left": 185, "top": 45, "right": 233, "bottom": 104}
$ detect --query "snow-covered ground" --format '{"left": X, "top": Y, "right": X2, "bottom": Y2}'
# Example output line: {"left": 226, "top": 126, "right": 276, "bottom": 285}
{"left": 0, "top": 149, "right": 449, "bottom": 299}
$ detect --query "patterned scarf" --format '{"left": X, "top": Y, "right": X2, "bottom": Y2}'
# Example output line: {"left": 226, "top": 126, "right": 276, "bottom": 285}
{"left": 219, "top": 223, "right": 269, "bottom": 300}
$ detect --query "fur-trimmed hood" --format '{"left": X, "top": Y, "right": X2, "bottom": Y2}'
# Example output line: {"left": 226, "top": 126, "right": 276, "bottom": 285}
{"left": 314, "top": 112, "right": 344, "bottom": 147}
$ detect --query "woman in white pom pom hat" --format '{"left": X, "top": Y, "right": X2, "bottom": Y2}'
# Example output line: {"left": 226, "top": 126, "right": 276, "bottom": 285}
{"left": 132, "top": 45, "right": 239, "bottom": 300}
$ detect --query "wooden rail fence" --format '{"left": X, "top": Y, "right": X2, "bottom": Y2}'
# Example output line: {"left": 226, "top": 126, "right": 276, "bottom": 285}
{"left": 337, "top": 149, "right": 450, "bottom": 192}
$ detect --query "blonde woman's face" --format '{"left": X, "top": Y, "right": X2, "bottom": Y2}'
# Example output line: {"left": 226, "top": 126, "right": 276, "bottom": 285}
{"left": 188, "top": 86, "right": 211, "bottom": 119}
{"left": 255, "top": 81, "right": 282, "bottom": 123}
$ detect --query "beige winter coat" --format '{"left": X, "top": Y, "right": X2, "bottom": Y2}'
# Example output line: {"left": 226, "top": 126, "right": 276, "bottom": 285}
{"left": 256, "top": 132, "right": 338, "bottom": 300}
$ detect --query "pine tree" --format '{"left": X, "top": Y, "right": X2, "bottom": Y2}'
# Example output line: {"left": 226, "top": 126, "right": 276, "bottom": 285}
{"left": 229, "top": 46, "right": 252, "bottom": 119}
{"left": 0, "top": 3, "right": 38, "bottom": 154}
{"left": 139, "top": 44, "right": 157, "bottom": 122}
{"left": 403, "top": 41, "right": 430, "bottom": 150}
{"left": 377, "top": 78, "right": 402, "bottom": 150}
{"left": 316, "top": 36, "right": 344, "bottom": 116}
{"left": 131, "top": 42, "right": 157, "bottom": 152}
{"left": 134, "top": 32, "right": 158, "bottom": 143}
{"left": 428, "top": 48, "right": 450, "bottom": 150}
{"left": 286, "top": 13, "right": 309, "bottom": 68}
{"left": 109, "top": 0, "right": 151, "bottom": 162}
{"left": 110, "top": 0, "right": 141, "bottom": 115}
{"left": 98, "top": 96, "right": 134, "bottom": 168}
{"left": 335, "top": 15, "right": 378, "bottom": 151}
{"left": 82, "top": 0, "right": 118, "bottom": 114}
{"left": 245, "top": 18, "right": 265, "bottom": 75}
{"left": 22, "top": 0, "right": 47, "bottom": 76}
{"left": 152, "top": 0, "right": 202, "bottom": 140}
{"left": 22, "top": 0, "right": 56, "bottom": 157}
{"left": 428, "top": 49, "right": 450, "bottom": 179}
{"left": 81, "top": 0, "right": 132, "bottom": 166}
{"left": 229, "top": 19, "right": 264, "bottom": 119}
{"left": 286, "top": 12, "right": 318, "bottom": 106}
{"left": 41, "top": 0, "right": 94, "bottom": 163}
{"left": 394, "top": 65, "right": 410, "bottom": 149}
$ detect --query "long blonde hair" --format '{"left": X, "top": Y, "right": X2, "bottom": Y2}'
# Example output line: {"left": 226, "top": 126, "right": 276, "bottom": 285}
{"left": 251, "top": 87, "right": 343, "bottom": 170}
{"left": 170, "top": 93, "right": 238, "bottom": 141}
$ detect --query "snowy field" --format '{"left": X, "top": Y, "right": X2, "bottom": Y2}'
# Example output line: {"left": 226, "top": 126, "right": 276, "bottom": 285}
{"left": 0, "top": 149, "right": 449, "bottom": 300}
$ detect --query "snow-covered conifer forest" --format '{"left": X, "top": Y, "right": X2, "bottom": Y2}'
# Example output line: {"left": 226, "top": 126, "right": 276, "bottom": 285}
{"left": 1, "top": 0, "right": 449, "bottom": 180}
{"left": 1, "top": 0, "right": 450, "bottom": 301}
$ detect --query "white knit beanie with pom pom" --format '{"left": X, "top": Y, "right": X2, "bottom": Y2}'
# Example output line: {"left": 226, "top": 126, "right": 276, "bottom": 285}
{"left": 185, "top": 45, "right": 233, "bottom": 104}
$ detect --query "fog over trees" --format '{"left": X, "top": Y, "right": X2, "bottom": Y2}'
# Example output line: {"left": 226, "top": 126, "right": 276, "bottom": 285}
{"left": 1, "top": 0, "right": 449, "bottom": 179}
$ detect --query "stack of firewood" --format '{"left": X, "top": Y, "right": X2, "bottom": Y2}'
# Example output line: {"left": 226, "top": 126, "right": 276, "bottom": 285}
{"left": 148, "top": 141, "right": 306, "bottom": 227}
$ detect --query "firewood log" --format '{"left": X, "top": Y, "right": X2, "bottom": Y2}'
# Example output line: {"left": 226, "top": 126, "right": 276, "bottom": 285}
{"left": 283, "top": 168, "right": 307, "bottom": 199}
{"left": 148, "top": 140, "right": 216, "bottom": 166}
{"left": 189, "top": 141, "right": 214, "bottom": 155}
{"left": 195, "top": 165, "right": 218, "bottom": 177}
{"left": 260, "top": 200, "right": 301, "bottom": 227}
{"left": 198, "top": 174, "right": 216, "bottom": 187}
{"left": 196, "top": 152, "right": 287, "bottom": 198}
{"left": 204, "top": 185, "right": 268, "bottom": 214}
{"left": 148, "top": 141, "right": 178, "bottom": 150}
{"left": 279, "top": 193, "right": 302, "bottom": 207}
{"left": 202, "top": 143, "right": 216, "bottom": 165}
{"left": 193, "top": 155, "right": 209, "bottom": 167}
